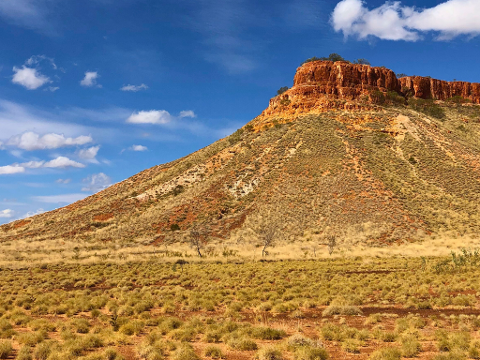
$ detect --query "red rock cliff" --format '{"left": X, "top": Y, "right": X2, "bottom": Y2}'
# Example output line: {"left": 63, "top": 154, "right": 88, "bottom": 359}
{"left": 257, "top": 60, "right": 480, "bottom": 121}
{"left": 399, "top": 76, "right": 480, "bottom": 103}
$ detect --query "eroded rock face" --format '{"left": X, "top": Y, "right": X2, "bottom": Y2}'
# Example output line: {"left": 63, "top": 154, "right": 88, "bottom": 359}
{"left": 257, "top": 61, "right": 480, "bottom": 122}
{"left": 399, "top": 76, "right": 480, "bottom": 103}
{"left": 293, "top": 60, "right": 401, "bottom": 96}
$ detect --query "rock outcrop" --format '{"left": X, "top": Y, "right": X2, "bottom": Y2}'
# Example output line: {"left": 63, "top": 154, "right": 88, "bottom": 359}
{"left": 399, "top": 76, "right": 480, "bottom": 103}
{"left": 258, "top": 60, "right": 480, "bottom": 122}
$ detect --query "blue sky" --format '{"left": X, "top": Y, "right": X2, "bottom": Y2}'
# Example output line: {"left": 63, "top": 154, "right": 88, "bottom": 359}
{"left": 0, "top": 0, "right": 479, "bottom": 223}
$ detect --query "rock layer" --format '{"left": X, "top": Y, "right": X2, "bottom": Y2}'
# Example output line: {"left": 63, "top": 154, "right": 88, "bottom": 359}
{"left": 259, "top": 61, "right": 480, "bottom": 121}
{"left": 399, "top": 76, "right": 480, "bottom": 103}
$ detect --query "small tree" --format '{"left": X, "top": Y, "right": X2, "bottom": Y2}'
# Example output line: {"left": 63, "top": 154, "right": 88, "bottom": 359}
{"left": 245, "top": 209, "right": 284, "bottom": 257}
{"left": 277, "top": 86, "right": 289, "bottom": 96}
{"left": 327, "top": 235, "right": 337, "bottom": 256}
{"left": 324, "top": 53, "right": 346, "bottom": 62}
{"left": 259, "top": 222, "right": 281, "bottom": 257}
{"left": 353, "top": 58, "right": 370, "bottom": 65}
{"left": 189, "top": 225, "right": 206, "bottom": 257}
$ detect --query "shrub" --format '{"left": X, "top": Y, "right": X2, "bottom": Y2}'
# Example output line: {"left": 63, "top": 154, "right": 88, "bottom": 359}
{"left": 16, "top": 346, "right": 32, "bottom": 360}
{"left": 227, "top": 337, "right": 258, "bottom": 351}
{"left": 433, "top": 349, "right": 467, "bottom": 360}
{"left": 0, "top": 319, "right": 15, "bottom": 339}
{"left": 82, "top": 334, "right": 104, "bottom": 349}
{"left": 301, "top": 54, "right": 346, "bottom": 66}
{"left": 104, "top": 348, "right": 122, "bottom": 360}
{"left": 72, "top": 318, "right": 90, "bottom": 334}
{"left": 286, "top": 334, "right": 320, "bottom": 350}
{"left": 368, "top": 347, "right": 402, "bottom": 360}
{"left": 277, "top": 87, "right": 289, "bottom": 96}
{"left": 251, "top": 327, "right": 286, "bottom": 340}
{"left": 119, "top": 320, "right": 144, "bottom": 336}
{"left": 322, "top": 304, "right": 362, "bottom": 316}
{"left": 18, "top": 331, "right": 46, "bottom": 347}
{"left": 342, "top": 339, "right": 360, "bottom": 354}
{"left": 204, "top": 346, "right": 225, "bottom": 359}
{"left": 169, "top": 328, "right": 196, "bottom": 342}
{"left": 401, "top": 335, "right": 421, "bottom": 357}
{"left": 33, "top": 342, "right": 51, "bottom": 360}
{"left": 294, "top": 347, "right": 328, "bottom": 360}
{"left": 320, "top": 324, "right": 343, "bottom": 341}
{"left": 408, "top": 98, "right": 446, "bottom": 120}
{"left": 386, "top": 91, "right": 405, "bottom": 105}
{"left": 172, "top": 344, "right": 199, "bottom": 360}
{"left": 255, "top": 346, "right": 283, "bottom": 360}
{"left": 0, "top": 340, "right": 13, "bottom": 359}
{"left": 353, "top": 59, "right": 370, "bottom": 65}
{"left": 370, "top": 90, "right": 386, "bottom": 105}
{"left": 137, "top": 343, "right": 164, "bottom": 360}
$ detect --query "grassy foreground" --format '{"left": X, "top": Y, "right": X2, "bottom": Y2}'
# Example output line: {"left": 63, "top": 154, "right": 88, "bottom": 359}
{"left": 1, "top": 254, "right": 480, "bottom": 360}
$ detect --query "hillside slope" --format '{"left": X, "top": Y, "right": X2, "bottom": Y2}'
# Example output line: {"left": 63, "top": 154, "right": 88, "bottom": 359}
{"left": 3, "top": 60, "right": 480, "bottom": 249}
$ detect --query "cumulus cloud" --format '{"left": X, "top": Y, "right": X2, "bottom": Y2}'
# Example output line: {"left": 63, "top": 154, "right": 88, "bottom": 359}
{"left": 130, "top": 145, "right": 148, "bottom": 151}
{"left": 82, "top": 173, "right": 112, "bottom": 193}
{"left": 0, "top": 165, "right": 25, "bottom": 175}
{"left": 7, "top": 132, "right": 93, "bottom": 151}
{"left": 0, "top": 209, "right": 14, "bottom": 218}
{"left": 80, "top": 71, "right": 101, "bottom": 87}
{"left": 179, "top": 110, "right": 196, "bottom": 118}
{"left": 78, "top": 145, "right": 100, "bottom": 161}
{"left": 120, "top": 84, "right": 149, "bottom": 92}
{"left": 126, "top": 110, "right": 172, "bottom": 124}
{"left": 331, "top": 0, "right": 480, "bottom": 41}
{"left": 23, "top": 208, "right": 45, "bottom": 218}
{"left": 22, "top": 161, "right": 45, "bottom": 169}
{"left": 44, "top": 157, "right": 85, "bottom": 169}
{"left": 33, "top": 194, "right": 87, "bottom": 204}
{"left": 12, "top": 66, "right": 51, "bottom": 90}
{"left": 126, "top": 110, "right": 197, "bottom": 125}
{"left": 0, "top": 156, "right": 85, "bottom": 175}
{"left": 56, "top": 178, "right": 71, "bottom": 184}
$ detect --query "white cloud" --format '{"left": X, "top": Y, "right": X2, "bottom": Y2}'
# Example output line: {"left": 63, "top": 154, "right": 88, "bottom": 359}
{"left": 78, "top": 145, "right": 100, "bottom": 161}
{"left": 45, "top": 86, "right": 59, "bottom": 92}
{"left": 7, "top": 132, "right": 93, "bottom": 151}
{"left": 126, "top": 110, "right": 172, "bottom": 124}
{"left": 22, "top": 208, "right": 45, "bottom": 219}
{"left": 331, "top": 0, "right": 480, "bottom": 41}
{"left": 0, "top": 100, "right": 90, "bottom": 140}
{"left": 179, "top": 110, "right": 196, "bottom": 118}
{"left": 0, "top": 209, "right": 14, "bottom": 218}
{"left": 44, "top": 157, "right": 85, "bottom": 169}
{"left": 0, "top": 165, "right": 25, "bottom": 175}
{"left": 33, "top": 194, "right": 87, "bottom": 204}
{"left": 130, "top": 145, "right": 148, "bottom": 151}
{"left": 0, "top": 156, "right": 84, "bottom": 175}
{"left": 82, "top": 173, "right": 112, "bottom": 193}
{"left": 26, "top": 55, "right": 57, "bottom": 69}
{"left": 0, "top": 0, "right": 49, "bottom": 31}
{"left": 22, "top": 160, "right": 45, "bottom": 169}
{"left": 12, "top": 66, "right": 51, "bottom": 90}
{"left": 56, "top": 178, "right": 71, "bottom": 184}
{"left": 120, "top": 84, "right": 148, "bottom": 92}
{"left": 80, "top": 71, "right": 101, "bottom": 87}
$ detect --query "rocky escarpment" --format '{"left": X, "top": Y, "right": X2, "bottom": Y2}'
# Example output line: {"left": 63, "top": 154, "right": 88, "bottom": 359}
{"left": 400, "top": 76, "right": 480, "bottom": 103}
{"left": 257, "top": 60, "right": 480, "bottom": 122}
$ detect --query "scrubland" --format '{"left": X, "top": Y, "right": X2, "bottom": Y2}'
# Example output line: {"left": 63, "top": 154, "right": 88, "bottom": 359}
{"left": 1, "top": 250, "right": 480, "bottom": 360}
